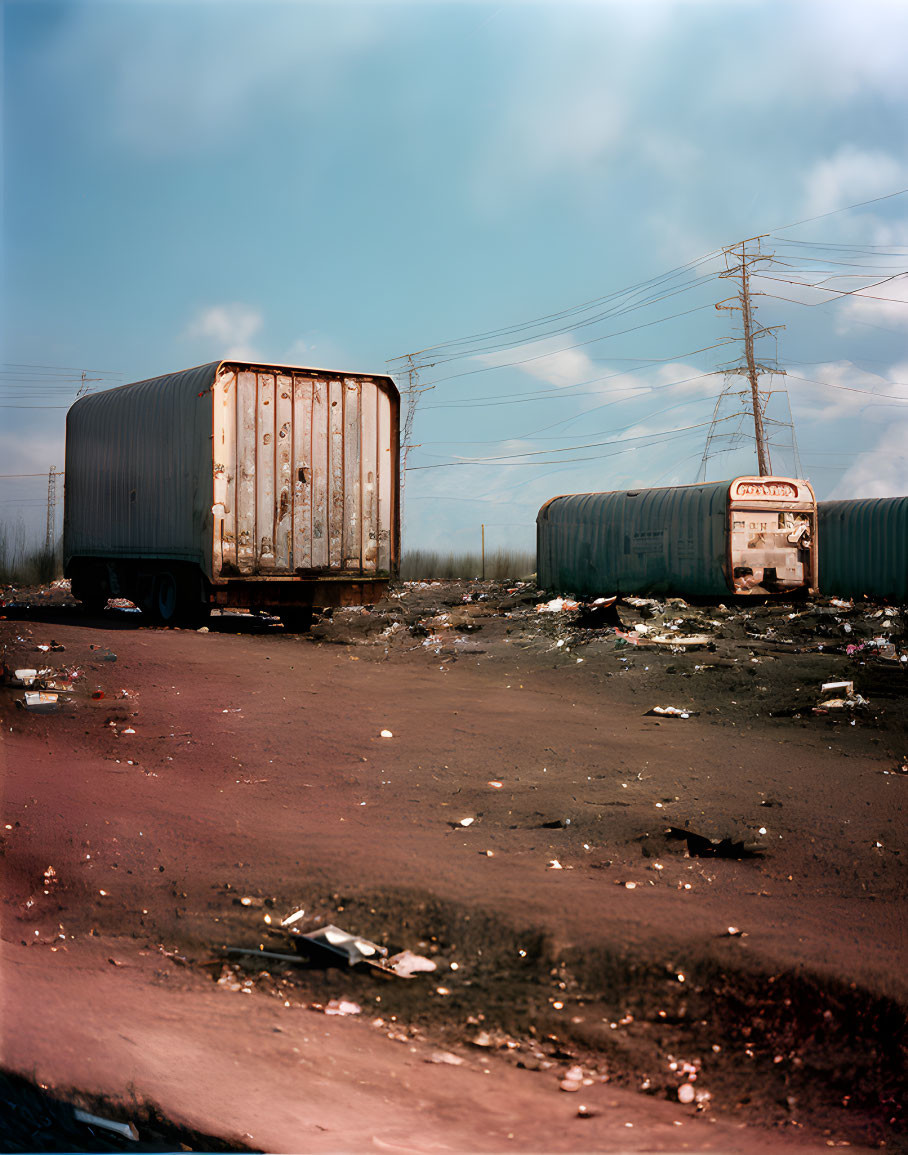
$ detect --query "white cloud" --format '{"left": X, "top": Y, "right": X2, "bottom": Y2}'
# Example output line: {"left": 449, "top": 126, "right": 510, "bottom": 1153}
{"left": 836, "top": 275, "right": 908, "bottom": 332}
{"left": 476, "top": 341, "right": 601, "bottom": 389}
{"left": 829, "top": 418, "right": 908, "bottom": 498}
{"left": 801, "top": 146, "right": 908, "bottom": 222}
{"left": 789, "top": 360, "right": 908, "bottom": 423}
{"left": 184, "top": 304, "right": 264, "bottom": 359}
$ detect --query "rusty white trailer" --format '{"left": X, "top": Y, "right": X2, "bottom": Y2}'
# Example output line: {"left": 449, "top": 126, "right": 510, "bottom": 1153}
{"left": 64, "top": 360, "right": 400, "bottom": 627}
{"left": 537, "top": 476, "right": 817, "bottom": 598}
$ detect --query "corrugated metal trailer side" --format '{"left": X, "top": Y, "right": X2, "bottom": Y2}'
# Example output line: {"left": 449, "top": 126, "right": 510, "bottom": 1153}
{"left": 65, "top": 363, "right": 216, "bottom": 572}
{"left": 818, "top": 496, "right": 908, "bottom": 602}
{"left": 537, "top": 481, "right": 731, "bottom": 598}
{"left": 537, "top": 476, "right": 816, "bottom": 599}
{"left": 64, "top": 359, "right": 399, "bottom": 625}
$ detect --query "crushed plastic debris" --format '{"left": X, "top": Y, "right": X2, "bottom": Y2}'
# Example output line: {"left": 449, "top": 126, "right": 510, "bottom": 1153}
{"left": 292, "top": 924, "right": 387, "bottom": 968}
{"left": 72, "top": 1109, "right": 139, "bottom": 1142}
{"left": 426, "top": 1050, "right": 464, "bottom": 1066}
{"left": 536, "top": 597, "right": 580, "bottom": 613}
{"left": 20, "top": 691, "right": 59, "bottom": 713}
{"left": 387, "top": 950, "right": 437, "bottom": 977}
{"left": 645, "top": 706, "right": 696, "bottom": 719}
{"left": 667, "top": 826, "right": 766, "bottom": 859}
{"left": 324, "top": 998, "right": 362, "bottom": 1016}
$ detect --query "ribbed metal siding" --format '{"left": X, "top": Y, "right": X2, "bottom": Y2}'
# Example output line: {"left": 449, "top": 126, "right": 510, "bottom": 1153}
{"left": 212, "top": 368, "right": 397, "bottom": 577}
{"left": 537, "top": 480, "right": 731, "bottom": 597}
{"left": 818, "top": 497, "right": 908, "bottom": 601}
{"left": 64, "top": 363, "right": 217, "bottom": 569}
{"left": 65, "top": 360, "right": 400, "bottom": 584}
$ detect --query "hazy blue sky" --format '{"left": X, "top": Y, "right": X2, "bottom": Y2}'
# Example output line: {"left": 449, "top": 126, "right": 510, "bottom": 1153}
{"left": 2, "top": 0, "right": 907, "bottom": 552}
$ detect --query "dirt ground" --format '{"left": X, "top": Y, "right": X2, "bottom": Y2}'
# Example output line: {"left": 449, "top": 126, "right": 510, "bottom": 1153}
{"left": 1, "top": 579, "right": 906, "bottom": 1153}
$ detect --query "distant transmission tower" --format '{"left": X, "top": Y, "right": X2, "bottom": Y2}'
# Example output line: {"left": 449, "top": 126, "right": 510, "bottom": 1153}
{"left": 395, "top": 353, "right": 435, "bottom": 535}
{"left": 45, "top": 466, "right": 57, "bottom": 554}
{"left": 700, "top": 237, "right": 796, "bottom": 480}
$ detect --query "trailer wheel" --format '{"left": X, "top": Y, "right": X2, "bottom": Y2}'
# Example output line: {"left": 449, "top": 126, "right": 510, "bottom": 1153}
{"left": 72, "top": 565, "right": 109, "bottom": 615}
{"left": 278, "top": 607, "right": 313, "bottom": 633}
{"left": 151, "top": 571, "right": 179, "bottom": 625}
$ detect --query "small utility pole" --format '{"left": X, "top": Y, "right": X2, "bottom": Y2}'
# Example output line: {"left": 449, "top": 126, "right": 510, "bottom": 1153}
{"left": 46, "top": 466, "right": 57, "bottom": 554}
{"left": 481, "top": 523, "right": 485, "bottom": 580}
{"left": 716, "top": 238, "right": 785, "bottom": 477}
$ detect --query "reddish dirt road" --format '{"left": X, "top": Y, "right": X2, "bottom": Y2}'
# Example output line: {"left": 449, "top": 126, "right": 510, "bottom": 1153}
{"left": 1, "top": 585, "right": 905, "bottom": 1152}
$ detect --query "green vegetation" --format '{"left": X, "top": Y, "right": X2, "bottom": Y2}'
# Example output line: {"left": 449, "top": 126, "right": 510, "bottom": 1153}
{"left": 0, "top": 519, "right": 61, "bottom": 586}
{"left": 400, "top": 548, "right": 535, "bottom": 582}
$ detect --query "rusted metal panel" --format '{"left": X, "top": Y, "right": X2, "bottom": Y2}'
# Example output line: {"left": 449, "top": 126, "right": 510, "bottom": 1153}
{"left": 215, "top": 367, "right": 237, "bottom": 572}
{"left": 291, "top": 376, "right": 313, "bottom": 571}
{"left": 377, "top": 388, "right": 393, "bottom": 573}
{"left": 65, "top": 360, "right": 400, "bottom": 587}
{"left": 255, "top": 371, "right": 276, "bottom": 569}
{"left": 818, "top": 495, "right": 908, "bottom": 601}
{"left": 309, "top": 377, "right": 329, "bottom": 569}
{"left": 344, "top": 379, "right": 362, "bottom": 569}
{"left": 328, "top": 377, "right": 344, "bottom": 569}
{"left": 274, "top": 374, "right": 293, "bottom": 570}
{"left": 236, "top": 369, "right": 257, "bottom": 574}
{"left": 537, "top": 476, "right": 816, "bottom": 598}
{"left": 361, "top": 384, "right": 378, "bottom": 570}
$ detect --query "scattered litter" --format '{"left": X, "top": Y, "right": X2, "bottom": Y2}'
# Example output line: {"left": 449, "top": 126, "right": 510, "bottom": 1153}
{"left": 559, "top": 1064, "right": 590, "bottom": 1092}
{"left": 280, "top": 907, "right": 306, "bottom": 928}
{"left": 816, "top": 694, "right": 869, "bottom": 711}
{"left": 576, "top": 1104, "right": 600, "bottom": 1118}
{"left": 42, "top": 679, "right": 74, "bottom": 692}
{"left": 36, "top": 641, "right": 65, "bottom": 653}
{"left": 21, "top": 691, "right": 59, "bottom": 713}
{"left": 387, "top": 950, "right": 437, "bottom": 978}
{"left": 821, "top": 680, "right": 853, "bottom": 696}
{"left": 324, "top": 998, "right": 362, "bottom": 1016}
{"left": 547, "top": 859, "right": 564, "bottom": 870}
{"left": 9, "top": 668, "right": 38, "bottom": 686}
{"left": 645, "top": 706, "right": 696, "bottom": 719}
{"left": 454, "top": 817, "right": 475, "bottom": 828}
{"left": 380, "top": 729, "right": 393, "bottom": 738}
{"left": 73, "top": 1109, "right": 138, "bottom": 1142}
{"left": 426, "top": 1051, "right": 464, "bottom": 1066}
{"left": 677, "top": 1083, "right": 696, "bottom": 1104}
{"left": 292, "top": 924, "right": 387, "bottom": 968}
{"left": 667, "top": 826, "right": 765, "bottom": 859}
{"left": 536, "top": 597, "right": 579, "bottom": 613}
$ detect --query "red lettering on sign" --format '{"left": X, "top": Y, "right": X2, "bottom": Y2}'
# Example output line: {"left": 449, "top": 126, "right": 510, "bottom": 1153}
{"left": 734, "top": 481, "right": 798, "bottom": 499}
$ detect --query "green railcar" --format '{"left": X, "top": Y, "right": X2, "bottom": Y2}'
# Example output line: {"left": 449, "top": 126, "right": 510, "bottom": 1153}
{"left": 537, "top": 476, "right": 817, "bottom": 598}
{"left": 818, "top": 496, "right": 908, "bottom": 602}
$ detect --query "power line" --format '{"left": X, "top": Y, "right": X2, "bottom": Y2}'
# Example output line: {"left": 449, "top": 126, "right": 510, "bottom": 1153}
{"left": 769, "top": 187, "right": 908, "bottom": 235}
{"left": 388, "top": 248, "right": 726, "bottom": 366}
{"left": 407, "top": 418, "right": 733, "bottom": 470}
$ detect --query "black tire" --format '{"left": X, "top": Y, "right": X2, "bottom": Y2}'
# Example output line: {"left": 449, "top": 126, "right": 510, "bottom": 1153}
{"left": 278, "top": 606, "right": 314, "bottom": 633}
{"left": 72, "top": 566, "right": 109, "bottom": 615}
{"left": 151, "top": 570, "right": 179, "bottom": 625}
{"left": 146, "top": 567, "right": 211, "bottom": 626}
